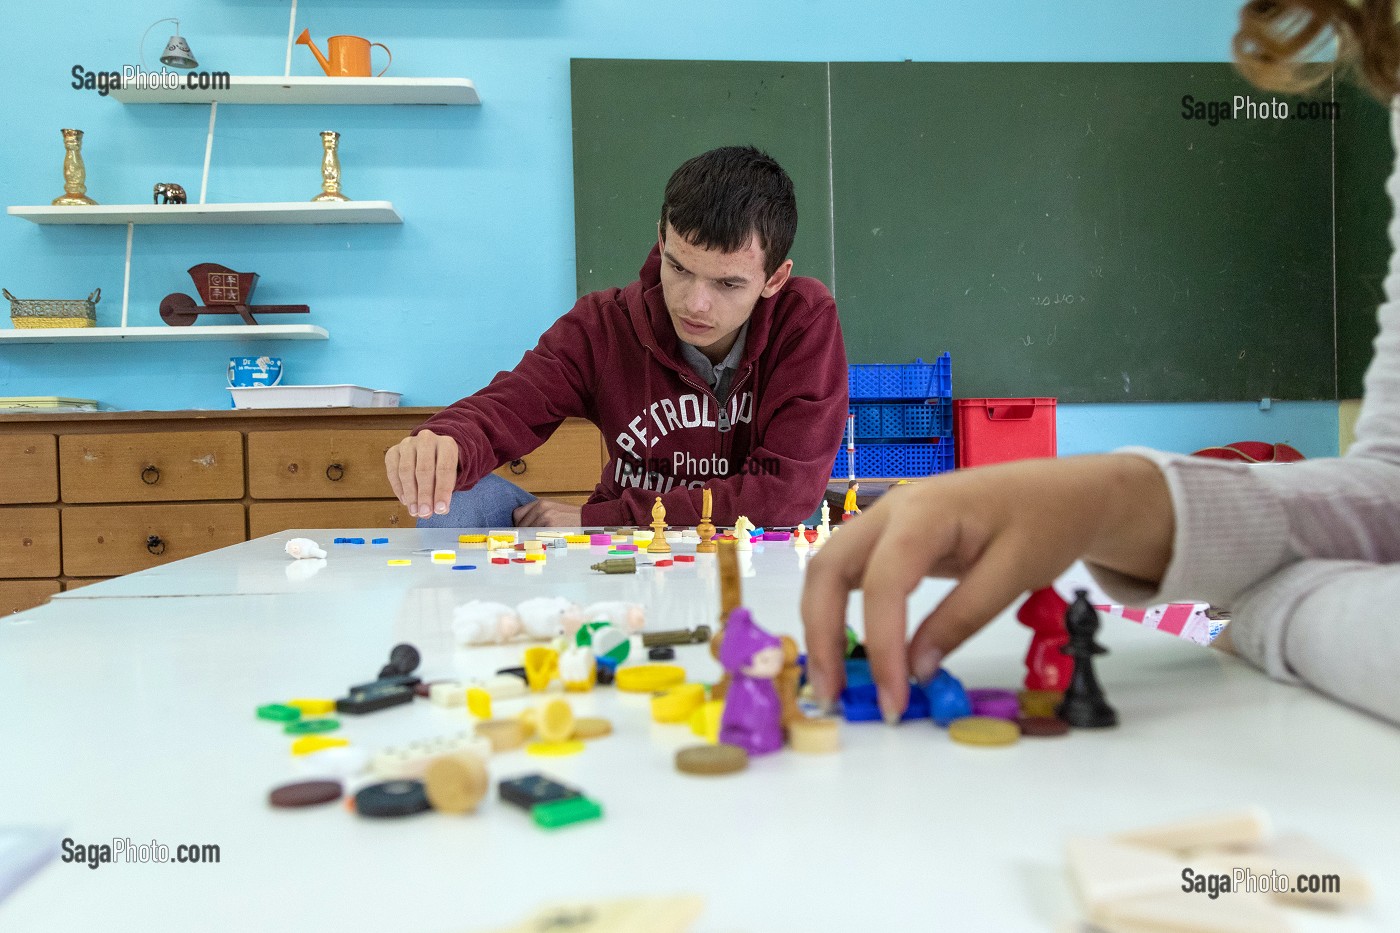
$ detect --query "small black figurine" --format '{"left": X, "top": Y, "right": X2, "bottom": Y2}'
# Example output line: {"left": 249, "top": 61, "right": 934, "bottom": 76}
{"left": 1056, "top": 589, "right": 1118, "bottom": 728}
{"left": 153, "top": 182, "right": 187, "bottom": 204}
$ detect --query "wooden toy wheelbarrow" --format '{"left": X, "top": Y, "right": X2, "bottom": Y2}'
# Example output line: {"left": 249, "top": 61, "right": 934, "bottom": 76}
{"left": 159, "top": 262, "right": 310, "bottom": 326}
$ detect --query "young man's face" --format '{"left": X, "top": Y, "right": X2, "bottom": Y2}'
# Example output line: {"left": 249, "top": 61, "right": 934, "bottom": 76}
{"left": 658, "top": 223, "right": 792, "bottom": 364}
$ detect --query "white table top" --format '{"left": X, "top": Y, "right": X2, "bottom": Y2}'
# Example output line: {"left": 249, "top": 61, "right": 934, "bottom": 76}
{"left": 3, "top": 530, "right": 1396, "bottom": 932}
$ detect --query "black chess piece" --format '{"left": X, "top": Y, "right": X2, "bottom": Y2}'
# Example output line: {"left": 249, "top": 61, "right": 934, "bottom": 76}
{"left": 378, "top": 643, "right": 421, "bottom": 679}
{"left": 1056, "top": 589, "right": 1118, "bottom": 728}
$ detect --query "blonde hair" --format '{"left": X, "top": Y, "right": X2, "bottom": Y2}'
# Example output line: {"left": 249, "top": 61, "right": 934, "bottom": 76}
{"left": 1234, "top": 0, "right": 1400, "bottom": 100}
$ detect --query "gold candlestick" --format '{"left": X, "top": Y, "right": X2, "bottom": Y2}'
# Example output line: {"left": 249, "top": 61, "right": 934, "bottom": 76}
{"left": 52, "top": 128, "right": 98, "bottom": 206}
{"left": 311, "top": 130, "right": 350, "bottom": 202}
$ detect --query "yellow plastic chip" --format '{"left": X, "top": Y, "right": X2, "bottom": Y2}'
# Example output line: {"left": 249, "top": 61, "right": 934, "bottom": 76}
{"left": 564, "top": 534, "right": 591, "bottom": 544}
{"left": 431, "top": 549, "right": 456, "bottom": 562}
{"left": 651, "top": 683, "right": 705, "bottom": 724}
{"left": 689, "top": 700, "right": 724, "bottom": 743}
{"left": 466, "top": 687, "right": 492, "bottom": 719}
{"left": 458, "top": 534, "right": 488, "bottom": 544}
{"left": 387, "top": 559, "right": 411, "bottom": 566}
{"left": 526, "top": 740, "right": 585, "bottom": 757}
{"left": 291, "top": 735, "right": 349, "bottom": 756}
{"left": 286, "top": 698, "right": 335, "bottom": 716}
{"left": 615, "top": 664, "right": 687, "bottom": 693}
{"left": 538, "top": 698, "right": 576, "bottom": 743}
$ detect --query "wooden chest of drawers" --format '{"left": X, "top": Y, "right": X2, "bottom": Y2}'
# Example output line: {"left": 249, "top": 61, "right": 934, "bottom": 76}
{"left": 0, "top": 408, "right": 606, "bottom": 614}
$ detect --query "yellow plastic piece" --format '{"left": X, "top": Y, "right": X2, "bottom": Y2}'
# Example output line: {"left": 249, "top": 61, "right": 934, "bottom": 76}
{"left": 387, "top": 559, "right": 412, "bottom": 566}
{"left": 488, "top": 532, "right": 516, "bottom": 542}
{"left": 458, "top": 534, "right": 488, "bottom": 544}
{"left": 650, "top": 683, "right": 706, "bottom": 724}
{"left": 538, "top": 698, "right": 576, "bottom": 742}
{"left": 632, "top": 530, "right": 654, "bottom": 544}
{"left": 523, "top": 646, "right": 559, "bottom": 691}
{"left": 466, "top": 687, "right": 492, "bottom": 719}
{"left": 518, "top": 706, "right": 538, "bottom": 739}
{"left": 689, "top": 700, "right": 724, "bottom": 743}
{"left": 287, "top": 698, "right": 335, "bottom": 716}
{"left": 431, "top": 549, "right": 457, "bottom": 562}
{"left": 525, "top": 553, "right": 546, "bottom": 562}
{"left": 614, "top": 664, "right": 686, "bottom": 693}
{"left": 526, "top": 740, "right": 585, "bottom": 757}
{"left": 564, "top": 534, "right": 591, "bottom": 544}
{"left": 291, "top": 735, "right": 349, "bottom": 756}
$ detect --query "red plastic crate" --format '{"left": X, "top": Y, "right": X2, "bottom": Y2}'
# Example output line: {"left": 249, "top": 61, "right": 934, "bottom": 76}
{"left": 953, "top": 398, "right": 1057, "bottom": 468}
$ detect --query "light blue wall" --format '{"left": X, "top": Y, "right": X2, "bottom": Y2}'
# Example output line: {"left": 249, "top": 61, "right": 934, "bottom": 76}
{"left": 0, "top": 1, "right": 1341, "bottom": 457}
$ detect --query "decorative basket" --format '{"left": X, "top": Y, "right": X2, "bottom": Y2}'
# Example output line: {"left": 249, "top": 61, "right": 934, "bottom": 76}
{"left": 4, "top": 288, "right": 100, "bottom": 328}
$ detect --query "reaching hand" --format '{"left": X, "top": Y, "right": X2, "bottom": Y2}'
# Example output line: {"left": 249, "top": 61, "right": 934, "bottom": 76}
{"left": 385, "top": 429, "right": 460, "bottom": 519}
{"left": 800, "top": 454, "right": 1173, "bottom": 723}
{"left": 513, "top": 498, "right": 583, "bottom": 528}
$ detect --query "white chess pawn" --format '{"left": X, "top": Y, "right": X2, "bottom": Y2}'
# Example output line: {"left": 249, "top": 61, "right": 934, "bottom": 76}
{"left": 793, "top": 523, "right": 809, "bottom": 551}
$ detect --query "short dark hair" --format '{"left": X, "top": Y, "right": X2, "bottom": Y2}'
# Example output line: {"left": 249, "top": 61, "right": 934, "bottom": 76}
{"left": 660, "top": 146, "right": 797, "bottom": 278}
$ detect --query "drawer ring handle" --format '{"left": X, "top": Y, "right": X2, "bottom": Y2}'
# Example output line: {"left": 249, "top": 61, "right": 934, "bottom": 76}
{"left": 326, "top": 462, "right": 345, "bottom": 482}
{"left": 509, "top": 459, "right": 527, "bottom": 475}
{"left": 141, "top": 465, "right": 161, "bottom": 485}
{"left": 146, "top": 535, "right": 166, "bottom": 556}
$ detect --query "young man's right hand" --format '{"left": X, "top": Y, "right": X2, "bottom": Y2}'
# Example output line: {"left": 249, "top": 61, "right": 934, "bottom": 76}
{"left": 385, "top": 429, "right": 460, "bottom": 518}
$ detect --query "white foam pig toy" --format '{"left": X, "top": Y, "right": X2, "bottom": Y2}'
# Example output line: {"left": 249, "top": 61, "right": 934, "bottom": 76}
{"left": 452, "top": 600, "right": 524, "bottom": 646}
{"left": 581, "top": 601, "right": 646, "bottom": 633}
{"left": 285, "top": 537, "right": 327, "bottom": 560}
{"left": 515, "top": 596, "right": 584, "bottom": 641}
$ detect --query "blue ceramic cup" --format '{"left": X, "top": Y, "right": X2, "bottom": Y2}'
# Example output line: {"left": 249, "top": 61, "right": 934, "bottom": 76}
{"left": 228, "top": 356, "right": 283, "bottom": 388}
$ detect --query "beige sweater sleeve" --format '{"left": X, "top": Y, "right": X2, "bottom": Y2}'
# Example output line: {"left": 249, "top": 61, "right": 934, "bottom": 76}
{"left": 1087, "top": 100, "right": 1400, "bottom": 725}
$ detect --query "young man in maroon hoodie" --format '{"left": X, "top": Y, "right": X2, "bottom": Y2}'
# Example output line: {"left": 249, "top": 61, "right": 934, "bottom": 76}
{"left": 386, "top": 145, "right": 849, "bottom": 528}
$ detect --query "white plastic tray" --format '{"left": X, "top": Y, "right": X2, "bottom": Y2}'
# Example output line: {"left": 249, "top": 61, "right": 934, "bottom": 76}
{"left": 228, "top": 385, "right": 397, "bottom": 409}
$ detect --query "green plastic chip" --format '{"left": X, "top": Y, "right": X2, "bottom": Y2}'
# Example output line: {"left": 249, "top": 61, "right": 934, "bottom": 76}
{"left": 531, "top": 796, "right": 602, "bottom": 829}
{"left": 284, "top": 718, "right": 340, "bottom": 735}
{"left": 257, "top": 703, "right": 301, "bottom": 722}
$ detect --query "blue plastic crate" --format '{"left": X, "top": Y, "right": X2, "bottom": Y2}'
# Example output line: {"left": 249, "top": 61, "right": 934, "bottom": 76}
{"left": 830, "top": 438, "right": 956, "bottom": 478}
{"left": 850, "top": 400, "right": 952, "bottom": 440}
{"left": 848, "top": 353, "right": 952, "bottom": 401}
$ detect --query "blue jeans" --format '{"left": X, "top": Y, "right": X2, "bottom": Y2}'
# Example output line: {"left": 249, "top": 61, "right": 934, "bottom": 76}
{"left": 415, "top": 473, "right": 537, "bottom": 529}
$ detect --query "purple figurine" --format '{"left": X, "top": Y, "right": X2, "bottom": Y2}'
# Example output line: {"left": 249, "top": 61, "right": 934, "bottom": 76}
{"left": 717, "top": 607, "right": 784, "bottom": 755}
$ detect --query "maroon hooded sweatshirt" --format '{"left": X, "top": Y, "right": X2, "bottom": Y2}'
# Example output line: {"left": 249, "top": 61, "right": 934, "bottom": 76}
{"left": 417, "top": 245, "right": 849, "bottom": 526}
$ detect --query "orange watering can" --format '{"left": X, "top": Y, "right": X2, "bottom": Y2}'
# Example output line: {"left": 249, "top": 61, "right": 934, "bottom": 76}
{"left": 296, "top": 29, "right": 392, "bottom": 78}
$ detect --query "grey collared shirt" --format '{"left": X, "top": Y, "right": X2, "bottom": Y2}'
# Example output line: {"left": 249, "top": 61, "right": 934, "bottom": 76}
{"left": 679, "top": 322, "right": 748, "bottom": 400}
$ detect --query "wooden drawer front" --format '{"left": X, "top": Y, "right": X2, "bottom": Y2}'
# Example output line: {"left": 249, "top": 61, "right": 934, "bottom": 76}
{"left": 0, "top": 580, "right": 60, "bottom": 615}
{"left": 62, "top": 504, "right": 246, "bottom": 576}
{"left": 248, "top": 430, "right": 408, "bottom": 500}
{"left": 0, "top": 435, "right": 58, "bottom": 504}
{"left": 249, "top": 500, "right": 411, "bottom": 538}
{"left": 493, "top": 420, "right": 605, "bottom": 494}
{"left": 60, "top": 431, "right": 244, "bottom": 503}
{"left": 0, "top": 508, "right": 60, "bottom": 577}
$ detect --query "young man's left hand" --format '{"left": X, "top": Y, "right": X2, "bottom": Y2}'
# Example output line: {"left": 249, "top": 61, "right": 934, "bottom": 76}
{"left": 513, "top": 498, "right": 583, "bottom": 527}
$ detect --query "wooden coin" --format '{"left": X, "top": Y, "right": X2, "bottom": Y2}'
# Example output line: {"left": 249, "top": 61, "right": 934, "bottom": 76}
{"left": 788, "top": 717, "right": 840, "bottom": 754}
{"left": 572, "top": 717, "right": 614, "bottom": 740}
{"left": 948, "top": 716, "right": 1021, "bottom": 747}
{"left": 268, "top": 779, "right": 342, "bottom": 808}
{"left": 676, "top": 743, "right": 748, "bottom": 775}
{"left": 1018, "top": 716, "right": 1070, "bottom": 737}
{"left": 475, "top": 719, "right": 526, "bottom": 752}
{"left": 423, "top": 753, "right": 489, "bottom": 815}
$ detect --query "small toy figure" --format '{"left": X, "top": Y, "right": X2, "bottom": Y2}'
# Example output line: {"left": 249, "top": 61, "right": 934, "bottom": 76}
{"left": 717, "top": 607, "right": 784, "bottom": 755}
{"left": 284, "top": 537, "right": 326, "bottom": 560}
{"left": 843, "top": 480, "right": 861, "bottom": 520}
{"left": 925, "top": 668, "right": 973, "bottom": 727}
{"left": 1057, "top": 590, "right": 1119, "bottom": 728}
{"left": 152, "top": 182, "right": 187, "bottom": 204}
{"left": 648, "top": 497, "right": 671, "bottom": 554}
{"left": 516, "top": 597, "right": 584, "bottom": 641}
{"left": 1018, "top": 587, "right": 1073, "bottom": 691}
{"left": 452, "top": 601, "right": 524, "bottom": 646}
{"left": 695, "top": 487, "right": 717, "bottom": 554}
{"left": 733, "top": 515, "right": 755, "bottom": 552}
{"left": 523, "top": 646, "right": 559, "bottom": 692}
{"left": 558, "top": 645, "right": 596, "bottom": 692}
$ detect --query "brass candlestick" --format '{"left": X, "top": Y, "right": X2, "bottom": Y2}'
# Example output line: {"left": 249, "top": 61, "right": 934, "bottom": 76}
{"left": 52, "top": 128, "right": 98, "bottom": 206}
{"left": 311, "top": 130, "right": 350, "bottom": 202}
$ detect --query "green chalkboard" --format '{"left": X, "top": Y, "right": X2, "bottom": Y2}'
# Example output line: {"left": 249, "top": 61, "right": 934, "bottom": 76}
{"left": 572, "top": 60, "right": 1386, "bottom": 402}
{"left": 571, "top": 59, "right": 833, "bottom": 296}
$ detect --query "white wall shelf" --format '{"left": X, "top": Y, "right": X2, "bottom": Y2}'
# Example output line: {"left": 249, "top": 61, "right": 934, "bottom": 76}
{"left": 109, "top": 76, "right": 480, "bottom": 106}
{"left": 7, "top": 202, "right": 401, "bottom": 225}
{"left": 0, "top": 325, "right": 329, "bottom": 344}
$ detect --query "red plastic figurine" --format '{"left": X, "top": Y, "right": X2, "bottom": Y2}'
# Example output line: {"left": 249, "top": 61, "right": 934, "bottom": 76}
{"left": 1018, "top": 586, "right": 1072, "bottom": 691}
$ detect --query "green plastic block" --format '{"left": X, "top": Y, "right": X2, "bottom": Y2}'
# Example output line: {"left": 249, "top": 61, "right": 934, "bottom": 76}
{"left": 531, "top": 796, "right": 603, "bottom": 829}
